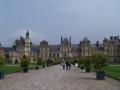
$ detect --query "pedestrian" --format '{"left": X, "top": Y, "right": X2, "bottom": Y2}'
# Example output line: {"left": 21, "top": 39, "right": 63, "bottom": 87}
{"left": 61, "top": 58, "right": 66, "bottom": 70}
{"left": 66, "top": 59, "right": 69, "bottom": 70}
{"left": 62, "top": 61, "right": 66, "bottom": 70}
{"left": 66, "top": 58, "right": 71, "bottom": 70}
{"left": 68, "top": 59, "right": 71, "bottom": 70}
{"left": 75, "top": 63, "right": 78, "bottom": 69}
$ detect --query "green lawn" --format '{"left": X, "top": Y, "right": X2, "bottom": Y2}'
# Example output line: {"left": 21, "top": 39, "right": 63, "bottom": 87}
{"left": 0, "top": 66, "right": 22, "bottom": 74}
{"left": 104, "top": 65, "right": 120, "bottom": 81}
{"left": 0, "top": 64, "right": 37, "bottom": 74}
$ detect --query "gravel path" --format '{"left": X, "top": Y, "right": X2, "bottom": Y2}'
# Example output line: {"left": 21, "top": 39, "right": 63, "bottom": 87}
{"left": 0, "top": 65, "right": 120, "bottom": 90}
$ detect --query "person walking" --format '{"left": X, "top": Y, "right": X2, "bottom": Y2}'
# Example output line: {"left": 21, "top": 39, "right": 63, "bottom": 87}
{"left": 75, "top": 63, "right": 78, "bottom": 69}
{"left": 68, "top": 59, "right": 71, "bottom": 70}
{"left": 66, "top": 60, "right": 69, "bottom": 70}
{"left": 61, "top": 58, "right": 66, "bottom": 70}
{"left": 62, "top": 61, "right": 66, "bottom": 70}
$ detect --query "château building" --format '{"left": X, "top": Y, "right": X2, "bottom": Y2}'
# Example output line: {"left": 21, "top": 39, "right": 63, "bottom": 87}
{"left": 103, "top": 36, "right": 120, "bottom": 63}
{"left": 3, "top": 31, "right": 120, "bottom": 64}
{"left": 9, "top": 31, "right": 31, "bottom": 64}
{"left": 0, "top": 43, "right": 5, "bottom": 57}
{"left": 39, "top": 36, "right": 80, "bottom": 59}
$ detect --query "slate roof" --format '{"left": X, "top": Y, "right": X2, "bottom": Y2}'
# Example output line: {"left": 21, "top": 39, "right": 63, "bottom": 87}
{"left": 4, "top": 47, "right": 13, "bottom": 52}
{"left": 49, "top": 45, "right": 60, "bottom": 52}
{"left": 71, "top": 44, "right": 80, "bottom": 52}
{"left": 31, "top": 45, "right": 39, "bottom": 53}
{"left": 31, "top": 44, "right": 80, "bottom": 53}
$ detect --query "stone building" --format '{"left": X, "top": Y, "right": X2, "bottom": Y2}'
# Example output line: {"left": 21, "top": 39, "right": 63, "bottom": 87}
{"left": 39, "top": 36, "right": 80, "bottom": 60}
{"left": 3, "top": 30, "right": 120, "bottom": 64}
{"left": 9, "top": 31, "right": 31, "bottom": 64}
{"left": 80, "top": 37, "right": 92, "bottom": 57}
{"left": 0, "top": 47, "right": 5, "bottom": 57}
{"left": 103, "top": 36, "right": 120, "bottom": 63}
{"left": 24, "top": 31, "right": 31, "bottom": 57}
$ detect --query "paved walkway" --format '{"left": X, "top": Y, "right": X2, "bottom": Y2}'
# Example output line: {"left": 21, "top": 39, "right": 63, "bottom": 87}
{"left": 0, "top": 65, "right": 120, "bottom": 90}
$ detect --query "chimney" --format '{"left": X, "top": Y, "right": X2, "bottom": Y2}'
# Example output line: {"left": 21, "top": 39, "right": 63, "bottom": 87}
{"left": 0, "top": 42, "right": 1, "bottom": 47}
{"left": 70, "top": 36, "right": 71, "bottom": 45}
{"left": 61, "top": 36, "right": 63, "bottom": 44}
{"left": 96, "top": 41, "right": 99, "bottom": 47}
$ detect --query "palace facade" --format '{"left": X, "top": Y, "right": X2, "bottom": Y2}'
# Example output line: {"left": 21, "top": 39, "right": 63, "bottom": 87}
{"left": 3, "top": 31, "right": 120, "bottom": 64}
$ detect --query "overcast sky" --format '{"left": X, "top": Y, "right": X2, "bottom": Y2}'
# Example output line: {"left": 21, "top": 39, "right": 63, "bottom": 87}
{"left": 0, "top": 0, "right": 120, "bottom": 47}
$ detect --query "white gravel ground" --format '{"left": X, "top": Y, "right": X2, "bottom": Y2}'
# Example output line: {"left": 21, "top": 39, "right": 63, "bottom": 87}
{"left": 0, "top": 65, "right": 120, "bottom": 90}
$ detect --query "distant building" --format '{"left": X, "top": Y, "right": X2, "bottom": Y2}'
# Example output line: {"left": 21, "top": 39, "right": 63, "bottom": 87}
{"left": 3, "top": 31, "right": 120, "bottom": 64}
{"left": 103, "top": 36, "right": 120, "bottom": 63}
{"left": 9, "top": 31, "right": 31, "bottom": 64}
{"left": 80, "top": 37, "right": 92, "bottom": 57}
{"left": 39, "top": 36, "right": 80, "bottom": 60}
{"left": 0, "top": 43, "right": 5, "bottom": 57}
{"left": 0, "top": 47, "right": 5, "bottom": 57}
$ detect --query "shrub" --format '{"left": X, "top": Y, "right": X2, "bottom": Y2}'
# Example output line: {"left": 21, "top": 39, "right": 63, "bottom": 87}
{"left": 0, "top": 56, "right": 5, "bottom": 70}
{"left": 20, "top": 56, "right": 29, "bottom": 72}
{"left": 92, "top": 53, "right": 108, "bottom": 72}
{"left": 84, "top": 57, "right": 91, "bottom": 72}
{"left": 46, "top": 59, "right": 53, "bottom": 66}
{"left": 78, "top": 57, "right": 85, "bottom": 67}
{"left": 36, "top": 57, "right": 42, "bottom": 66}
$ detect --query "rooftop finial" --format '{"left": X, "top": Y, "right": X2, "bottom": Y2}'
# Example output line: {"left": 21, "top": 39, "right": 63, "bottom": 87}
{"left": 26, "top": 27, "right": 29, "bottom": 39}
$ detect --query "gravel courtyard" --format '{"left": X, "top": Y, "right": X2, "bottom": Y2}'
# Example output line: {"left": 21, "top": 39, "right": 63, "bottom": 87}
{"left": 0, "top": 65, "right": 120, "bottom": 90}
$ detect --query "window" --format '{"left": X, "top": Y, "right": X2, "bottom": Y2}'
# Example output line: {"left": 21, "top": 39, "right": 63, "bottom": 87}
{"left": 49, "top": 53, "right": 52, "bottom": 58}
{"left": 57, "top": 53, "right": 59, "bottom": 58}
{"left": 53, "top": 53, "right": 55, "bottom": 57}
{"left": 45, "top": 53, "right": 47, "bottom": 57}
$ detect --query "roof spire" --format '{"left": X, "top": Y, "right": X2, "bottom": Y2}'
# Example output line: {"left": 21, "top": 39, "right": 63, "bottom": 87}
{"left": 26, "top": 27, "right": 29, "bottom": 39}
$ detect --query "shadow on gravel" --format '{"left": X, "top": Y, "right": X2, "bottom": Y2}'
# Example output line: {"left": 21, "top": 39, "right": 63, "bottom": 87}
{"left": 82, "top": 77, "right": 96, "bottom": 80}
{"left": 72, "top": 77, "right": 96, "bottom": 81}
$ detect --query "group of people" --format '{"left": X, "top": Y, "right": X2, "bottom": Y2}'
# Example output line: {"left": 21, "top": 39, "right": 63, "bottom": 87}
{"left": 61, "top": 58, "right": 71, "bottom": 70}
{"left": 61, "top": 58, "right": 79, "bottom": 70}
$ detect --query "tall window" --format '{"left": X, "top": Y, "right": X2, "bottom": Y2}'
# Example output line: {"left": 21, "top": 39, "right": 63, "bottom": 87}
{"left": 57, "top": 53, "right": 59, "bottom": 58}
{"left": 49, "top": 53, "right": 52, "bottom": 58}
{"left": 53, "top": 53, "right": 55, "bottom": 57}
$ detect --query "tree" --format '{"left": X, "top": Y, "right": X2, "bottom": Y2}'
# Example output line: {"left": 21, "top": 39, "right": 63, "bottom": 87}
{"left": 84, "top": 57, "right": 91, "bottom": 72}
{"left": 12, "top": 39, "right": 20, "bottom": 51}
{"left": 78, "top": 57, "right": 85, "bottom": 69}
{"left": 20, "top": 56, "right": 29, "bottom": 73}
{"left": 15, "top": 39, "right": 20, "bottom": 48}
{"left": 0, "top": 56, "right": 5, "bottom": 79}
{"left": 91, "top": 53, "right": 108, "bottom": 80}
{"left": 35, "top": 57, "right": 42, "bottom": 70}
{"left": 15, "top": 59, "right": 18, "bottom": 64}
{"left": 36, "top": 57, "right": 42, "bottom": 66}
{"left": 92, "top": 54, "right": 107, "bottom": 72}
{"left": 0, "top": 56, "right": 5, "bottom": 69}
{"left": 46, "top": 59, "right": 53, "bottom": 66}
{"left": 41, "top": 60, "right": 46, "bottom": 68}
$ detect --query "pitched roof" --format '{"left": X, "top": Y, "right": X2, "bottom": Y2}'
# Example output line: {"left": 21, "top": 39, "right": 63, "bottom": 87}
{"left": 49, "top": 45, "right": 60, "bottom": 52}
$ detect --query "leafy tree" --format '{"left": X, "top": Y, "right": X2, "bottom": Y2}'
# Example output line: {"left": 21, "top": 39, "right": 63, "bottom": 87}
{"left": 20, "top": 56, "right": 29, "bottom": 72}
{"left": 35, "top": 57, "right": 42, "bottom": 70}
{"left": 12, "top": 39, "right": 20, "bottom": 51}
{"left": 46, "top": 59, "right": 53, "bottom": 66}
{"left": 15, "top": 59, "right": 18, "bottom": 64}
{"left": 84, "top": 57, "right": 91, "bottom": 72}
{"left": 36, "top": 57, "right": 42, "bottom": 65}
{"left": 41, "top": 60, "right": 46, "bottom": 68}
{"left": 15, "top": 39, "right": 20, "bottom": 48}
{"left": 78, "top": 57, "right": 85, "bottom": 67}
{"left": 84, "top": 57, "right": 91, "bottom": 68}
{"left": 0, "top": 56, "right": 5, "bottom": 70}
{"left": 92, "top": 53, "right": 108, "bottom": 72}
